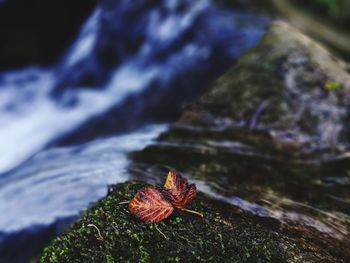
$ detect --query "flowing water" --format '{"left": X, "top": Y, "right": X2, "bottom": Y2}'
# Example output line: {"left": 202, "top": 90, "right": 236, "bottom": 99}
{"left": 0, "top": 0, "right": 268, "bottom": 174}
{"left": 0, "top": 125, "right": 167, "bottom": 233}
{"left": 1, "top": 0, "right": 349, "bottom": 261}
{"left": 0, "top": 0, "right": 269, "bottom": 261}
{"left": 0, "top": 0, "right": 350, "bottom": 262}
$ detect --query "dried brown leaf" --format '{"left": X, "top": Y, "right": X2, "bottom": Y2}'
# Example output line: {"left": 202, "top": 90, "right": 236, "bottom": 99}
{"left": 129, "top": 187, "right": 174, "bottom": 224}
{"left": 163, "top": 170, "right": 197, "bottom": 209}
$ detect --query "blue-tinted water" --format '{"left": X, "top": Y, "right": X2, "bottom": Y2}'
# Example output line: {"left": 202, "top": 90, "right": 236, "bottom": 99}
{"left": 0, "top": 0, "right": 269, "bottom": 261}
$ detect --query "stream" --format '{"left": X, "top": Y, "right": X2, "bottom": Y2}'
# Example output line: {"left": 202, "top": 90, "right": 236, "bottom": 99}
{"left": 0, "top": 0, "right": 269, "bottom": 262}
{"left": 3, "top": 0, "right": 349, "bottom": 262}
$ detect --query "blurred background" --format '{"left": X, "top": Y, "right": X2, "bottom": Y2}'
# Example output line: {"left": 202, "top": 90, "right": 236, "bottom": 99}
{"left": 0, "top": 0, "right": 349, "bottom": 262}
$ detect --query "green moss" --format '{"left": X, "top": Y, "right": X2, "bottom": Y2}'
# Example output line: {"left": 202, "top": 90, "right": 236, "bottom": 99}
{"left": 324, "top": 80, "right": 341, "bottom": 91}
{"left": 181, "top": 21, "right": 350, "bottom": 155}
{"left": 39, "top": 23, "right": 350, "bottom": 263}
{"left": 40, "top": 181, "right": 342, "bottom": 263}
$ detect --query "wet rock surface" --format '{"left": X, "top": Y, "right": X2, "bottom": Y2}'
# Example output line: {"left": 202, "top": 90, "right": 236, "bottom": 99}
{"left": 41, "top": 21, "right": 350, "bottom": 262}
{"left": 128, "top": 21, "right": 350, "bottom": 261}
{"left": 184, "top": 20, "right": 350, "bottom": 158}
{"left": 40, "top": 181, "right": 348, "bottom": 262}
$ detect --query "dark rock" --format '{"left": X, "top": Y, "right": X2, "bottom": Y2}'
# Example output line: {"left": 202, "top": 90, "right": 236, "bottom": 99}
{"left": 39, "top": 181, "right": 347, "bottom": 262}
{"left": 127, "top": 21, "right": 350, "bottom": 262}
{"left": 182, "top": 21, "right": 350, "bottom": 158}
{"left": 39, "top": 21, "right": 350, "bottom": 262}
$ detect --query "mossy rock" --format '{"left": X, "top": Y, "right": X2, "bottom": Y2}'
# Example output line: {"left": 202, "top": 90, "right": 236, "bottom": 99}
{"left": 124, "top": 21, "right": 350, "bottom": 263}
{"left": 182, "top": 21, "right": 350, "bottom": 156}
{"left": 40, "top": 181, "right": 345, "bottom": 262}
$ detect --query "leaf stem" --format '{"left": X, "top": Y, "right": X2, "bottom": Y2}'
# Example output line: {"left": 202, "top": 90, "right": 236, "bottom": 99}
{"left": 87, "top": 224, "right": 104, "bottom": 241}
{"left": 180, "top": 208, "right": 204, "bottom": 218}
{"left": 155, "top": 225, "right": 168, "bottom": 239}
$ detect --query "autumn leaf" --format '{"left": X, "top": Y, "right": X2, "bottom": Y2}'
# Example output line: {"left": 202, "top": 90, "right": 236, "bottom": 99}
{"left": 129, "top": 171, "right": 203, "bottom": 224}
{"left": 163, "top": 170, "right": 197, "bottom": 209}
{"left": 129, "top": 187, "right": 174, "bottom": 224}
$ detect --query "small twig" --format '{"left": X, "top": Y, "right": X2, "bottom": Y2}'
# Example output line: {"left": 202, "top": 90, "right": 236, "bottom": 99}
{"left": 88, "top": 224, "right": 104, "bottom": 241}
{"left": 117, "top": 201, "right": 130, "bottom": 205}
{"left": 180, "top": 208, "right": 204, "bottom": 218}
{"left": 155, "top": 225, "right": 168, "bottom": 240}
